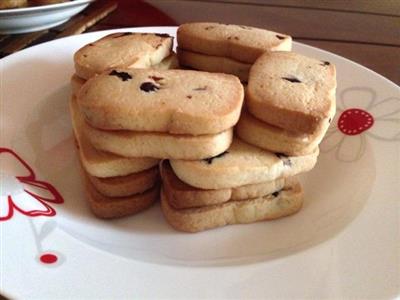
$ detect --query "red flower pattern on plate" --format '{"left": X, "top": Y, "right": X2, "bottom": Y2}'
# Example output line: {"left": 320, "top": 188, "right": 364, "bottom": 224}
{"left": 0, "top": 148, "right": 64, "bottom": 221}
{"left": 321, "top": 87, "right": 400, "bottom": 162}
{"left": 338, "top": 108, "right": 374, "bottom": 135}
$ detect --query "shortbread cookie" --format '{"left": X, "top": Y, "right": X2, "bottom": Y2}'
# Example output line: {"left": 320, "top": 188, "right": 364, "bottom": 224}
{"left": 0, "top": 0, "right": 27, "bottom": 8}
{"left": 170, "top": 138, "right": 318, "bottom": 189}
{"left": 71, "top": 53, "right": 179, "bottom": 97}
{"left": 74, "top": 32, "right": 173, "bottom": 80}
{"left": 236, "top": 109, "right": 327, "bottom": 156}
{"left": 86, "top": 178, "right": 159, "bottom": 219}
{"left": 87, "top": 166, "right": 159, "bottom": 198}
{"left": 84, "top": 121, "right": 233, "bottom": 160}
{"left": 78, "top": 68, "right": 244, "bottom": 135}
{"left": 161, "top": 179, "right": 303, "bottom": 232}
{"left": 177, "top": 22, "right": 291, "bottom": 63}
{"left": 177, "top": 48, "right": 251, "bottom": 82}
{"left": 161, "top": 160, "right": 285, "bottom": 209}
{"left": 247, "top": 51, "right": 336, "bottom": 134}
{"left": 70, "top": 96, "right": 159, "bottom": 178}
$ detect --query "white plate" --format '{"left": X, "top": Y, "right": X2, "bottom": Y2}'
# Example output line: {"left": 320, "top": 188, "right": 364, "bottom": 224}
{"left": 1, "top": 27, "right": 399, "bottom": 299}
{"left": 0, "top": 0, "right": 94, "bottom": 34}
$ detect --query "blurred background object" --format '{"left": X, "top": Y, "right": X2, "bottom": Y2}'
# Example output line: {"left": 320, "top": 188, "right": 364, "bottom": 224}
{"left": 0, "top": 0, "right": 398, "bottom": 84}
{"left": 145, "top": 0, "right": 400, "bottom": 84}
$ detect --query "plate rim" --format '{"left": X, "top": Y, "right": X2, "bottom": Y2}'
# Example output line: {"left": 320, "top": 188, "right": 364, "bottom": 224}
{"left": 0, "top": 0, "right": 95, "bottom": 16}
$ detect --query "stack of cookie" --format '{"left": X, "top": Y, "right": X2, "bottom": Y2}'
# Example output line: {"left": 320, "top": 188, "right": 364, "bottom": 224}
{"left": 236, "top": 51, "right": 337, "bottom": 156}
{"left": 70, "top": 97, "right": 160, "bottom": 218}
{"left": 69, "top": 24, "right": 336, "bottom": 231}
{"left": 176, "top": 22, "right": 292, "bottom": 82}
{"left": 70, "top": 32, "right": 178, "bottom": 218}
{"left": 161, "top": 138, "right": 319, "bottom": 232}
{"left": 78, "top": 68, "right": 243, "bottom": 159}
{"left": 72, "top": 42, "right": 244, "bottom": 218}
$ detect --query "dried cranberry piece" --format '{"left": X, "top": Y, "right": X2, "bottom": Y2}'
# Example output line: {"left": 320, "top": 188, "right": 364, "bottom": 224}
{"left": 109, "top": 70, "right": 132, "bottom": 81}
{"left": 140, "top": 82, "right": 160, "bottom": 92}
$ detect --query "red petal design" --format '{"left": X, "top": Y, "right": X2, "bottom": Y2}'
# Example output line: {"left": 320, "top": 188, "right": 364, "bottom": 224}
{"left": 0, "top": 148, "right": 64, "bottom": 221}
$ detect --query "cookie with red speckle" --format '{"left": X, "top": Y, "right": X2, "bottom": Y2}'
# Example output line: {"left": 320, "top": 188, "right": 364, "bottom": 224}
{"left": 235, "top": 109, "right": 328, "bottom": 156}
{"left": 161, "top": 160, "right": 285, "bottom": 209}
{"left": 247, "top": 51, "right": 336, "bottom": 134}
{"left": 71, "top": 53, "right": 179, "bottom": 97}
{"left": 177, "top": 48, "right": 251, "bottom": 82}
{"left": 77, "top": 68, "right": 244, "bottom": 135}
{"left": 177, "top": 22, "right": 292, "bottom": 64}
{"left": 74, "top": 32, "right": 173, "bottom": 80}
{"left": 169, "top": 138, "right": 319, "bottom": 190}
{"left": 161, "top": 178, "right": 303, "bottom": 233}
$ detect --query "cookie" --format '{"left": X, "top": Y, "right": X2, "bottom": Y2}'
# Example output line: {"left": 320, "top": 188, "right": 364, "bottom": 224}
{"left": 235, "top": 109, "right": 327, "bottom": 156}
{"left": 78, "top": 68, "right": 244, "bottom": 135}
{"left": 83, "top": 121, "right": 233, "bottom": 160}
{"left": 177, "top": 22, "right": 292, "bottom": 63}
{"left": 161, "top": 178, "right": 303, "bottom": 232}
{"left": 71, "top": 53, "right": 179, "bottom": 97}
{"left": 247, "top": 51, "right": 336, "bottom": 134}
{"left": 170, "top": 138, "right": 319, "bottom": 189}
{"left": 161, "top": 160, "right": 285, "bottom": 209}
{"left": 87, "top": 166, "right": 159, "bottom": 198}
{"left": 85, "top": 177, "right": 159, "bottom": 219}
{"left": 177, "top": 48, "right": 251, "bottom": 82}
{"left": 70, "top": 96, "right": 159, "bottom": 178}
{"left": 74, "top": 32, "right": 173, "bottom": 80}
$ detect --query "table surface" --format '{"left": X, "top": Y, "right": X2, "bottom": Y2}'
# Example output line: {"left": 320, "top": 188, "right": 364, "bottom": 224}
{"left": 90, "top": 0, "right": 399, "bottom": 85}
